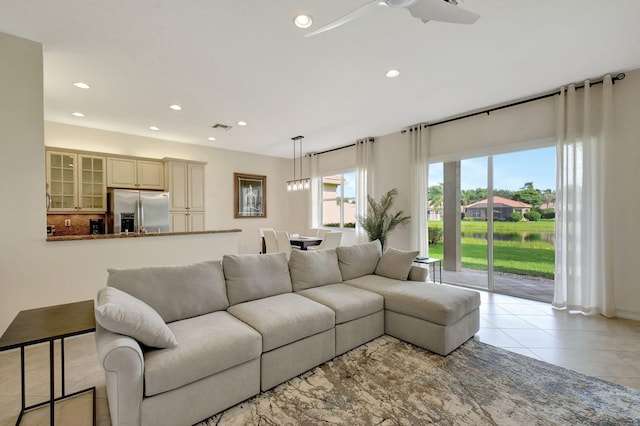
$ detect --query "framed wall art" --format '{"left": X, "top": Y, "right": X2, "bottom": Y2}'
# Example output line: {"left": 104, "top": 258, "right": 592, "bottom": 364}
{"left": 234, "top": 172, "right": 267, "bottom": 218}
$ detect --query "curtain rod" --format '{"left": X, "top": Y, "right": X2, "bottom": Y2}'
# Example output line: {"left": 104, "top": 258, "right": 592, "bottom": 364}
{"left": 307, "top": 137, "right": 374, "bottom": 157}
{"left": 402, "top": 72, "right": 626, "bottom": 132}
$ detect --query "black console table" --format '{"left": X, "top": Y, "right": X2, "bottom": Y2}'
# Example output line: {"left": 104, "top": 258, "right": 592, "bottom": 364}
{"left": 0, "top": 300, "right": 96, "bottom": 425}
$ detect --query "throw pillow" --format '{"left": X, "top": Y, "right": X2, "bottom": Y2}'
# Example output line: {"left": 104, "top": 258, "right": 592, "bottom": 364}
{"left": 335, "top": 240, "right": 382, "bottom": 281}
{"left": 96, "top": 287, "right": 178, "bottom": 348}
{"left": 374, "top": 247, "right": 420, "bottom": 281}
{"left": 289, "top": 249, "right": 343, "bottom": 291}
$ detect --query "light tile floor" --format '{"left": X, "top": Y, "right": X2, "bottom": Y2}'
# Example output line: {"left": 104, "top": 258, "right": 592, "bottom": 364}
{"left": 474, "top": 290, "right": 640, "bottom": 389}
{"left": 1, "top": 290, "right": 639, "bottom": 425}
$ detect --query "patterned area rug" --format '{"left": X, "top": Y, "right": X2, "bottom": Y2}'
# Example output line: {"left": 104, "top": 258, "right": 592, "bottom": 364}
{"left": 199, "top": 335, "right": 640, "bottom": 425}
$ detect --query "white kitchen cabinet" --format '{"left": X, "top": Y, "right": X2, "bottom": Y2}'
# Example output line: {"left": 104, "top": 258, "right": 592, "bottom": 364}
{"left": 46, "top": 151, "right": 106, "bottom": 213}
{"left": 107, "top": 158, "right": 164, "bottom": 190}
{"left": 165, "top": 160, "right": 206, "bottom": 232}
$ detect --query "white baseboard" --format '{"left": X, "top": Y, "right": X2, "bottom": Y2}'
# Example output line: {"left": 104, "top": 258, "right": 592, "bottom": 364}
{"left": 616, "top": 307, "right": 640, "bottom": 321}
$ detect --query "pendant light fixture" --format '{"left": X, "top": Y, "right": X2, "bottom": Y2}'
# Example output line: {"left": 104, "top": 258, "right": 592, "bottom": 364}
{"left": 286, "top": 135, "right": 310, "bottom": 191}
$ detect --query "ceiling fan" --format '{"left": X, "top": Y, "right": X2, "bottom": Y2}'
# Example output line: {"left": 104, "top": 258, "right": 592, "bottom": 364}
{"left": 305, "top": 0, "right": 480, "bottom": 37}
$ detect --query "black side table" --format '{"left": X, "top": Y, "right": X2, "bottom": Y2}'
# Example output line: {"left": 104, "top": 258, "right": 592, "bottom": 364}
{"left": 0, "top": 300, "right": 96, "bottom": 425}
{"left": 413, "top": 257, "right": 443, "bottom": 284}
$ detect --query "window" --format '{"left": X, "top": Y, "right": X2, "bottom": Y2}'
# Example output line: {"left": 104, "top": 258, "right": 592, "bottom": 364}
{"left": 321, "top": 171, "right": 356, "bottom": 229}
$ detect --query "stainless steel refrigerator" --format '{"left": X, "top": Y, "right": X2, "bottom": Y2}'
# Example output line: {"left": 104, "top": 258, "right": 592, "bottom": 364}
{"left": 108, "top": 189, "right": 170, "bottom": 234}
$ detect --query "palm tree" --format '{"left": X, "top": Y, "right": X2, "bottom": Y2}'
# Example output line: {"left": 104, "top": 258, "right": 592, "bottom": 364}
{"left": 542, "top": 188, "right": 555, "bottom": 208}
{"left": 428, "top": 183, "right": 443, "bottom": 217}
{"left": 357, "top": 188, "right": 411, "bottom": 249}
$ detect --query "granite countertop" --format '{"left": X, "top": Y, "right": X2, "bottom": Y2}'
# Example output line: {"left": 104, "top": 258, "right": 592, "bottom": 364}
{"left": 46, "top": 229, "right": 242, "bottom": 242}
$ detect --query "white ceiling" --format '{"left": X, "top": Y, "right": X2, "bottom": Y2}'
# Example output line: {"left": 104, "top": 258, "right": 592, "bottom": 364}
{"left": 2, "top": 0, "right": 640, "bottom": 158}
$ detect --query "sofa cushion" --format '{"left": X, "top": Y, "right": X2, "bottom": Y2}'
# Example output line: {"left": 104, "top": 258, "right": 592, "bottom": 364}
{"left": 106, "top": 260, "right": 228, "bottom": 323}
{"left": 345, "top": 275, "right": 481, "bottom": 326}
{"left": 297, "top": 283, "right": 383, "bottom": 324}
{"left": 375, "top": 247, "right": 420, "bottom": 281}
{"left": 144, "top": 311, "right": 262, "bottom": 397}
{"left": 335, "top": 240, "right": 382, "bottom": 281}
{"left": 95, "top": 287, "right": 177, "bottom": 348}
{"left": 343, "top": 274, "right": 409, "bottom": 298}
{"left": 227, "top": 293, "right": 334, "bottom": 352}
{"left": 289, "top": 249, "right": 343, "bottom": 291}
{"left": 223, "top": 253, "right": 292, "bottom": 305}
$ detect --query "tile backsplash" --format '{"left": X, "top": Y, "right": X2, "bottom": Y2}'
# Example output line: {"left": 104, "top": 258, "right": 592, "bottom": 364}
{"left": 47, "top": 214, "right": 106, "bottom": 236}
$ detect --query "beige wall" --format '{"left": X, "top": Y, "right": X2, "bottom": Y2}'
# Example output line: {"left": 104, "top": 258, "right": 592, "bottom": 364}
{"left": 609, "top": 69, "right": 640, "bottom": 319}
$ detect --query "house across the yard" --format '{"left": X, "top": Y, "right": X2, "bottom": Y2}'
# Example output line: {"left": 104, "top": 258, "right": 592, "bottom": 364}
{"left": 464, "top": 196, "right": 531, "bottom": 220}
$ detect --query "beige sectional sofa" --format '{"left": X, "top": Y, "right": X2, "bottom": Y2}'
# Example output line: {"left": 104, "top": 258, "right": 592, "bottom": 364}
{"left": 95, "top": 240, "right": 480, "bottom": 426}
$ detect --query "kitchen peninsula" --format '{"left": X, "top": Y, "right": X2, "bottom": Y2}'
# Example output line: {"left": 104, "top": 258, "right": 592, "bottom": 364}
{"left": 46, "top": 229, "right": 241, "bottom": 242}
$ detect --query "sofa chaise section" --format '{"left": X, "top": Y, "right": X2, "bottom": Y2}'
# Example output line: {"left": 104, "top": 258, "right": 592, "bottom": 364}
{"left": 337, "top": 241, "right": 481, "bottom": 356}
{"left": 223, "top": 253, "right": 336, "bottom": 391}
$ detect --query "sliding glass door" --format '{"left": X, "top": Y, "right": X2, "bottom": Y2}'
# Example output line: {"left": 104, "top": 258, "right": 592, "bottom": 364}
{"left": 428, "top": 146, "right": 556, "bottom": 302}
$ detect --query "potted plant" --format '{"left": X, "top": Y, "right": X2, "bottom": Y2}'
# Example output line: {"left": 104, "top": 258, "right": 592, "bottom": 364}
{"left": 357, "top": 188, "right": 410, "bottom": 250}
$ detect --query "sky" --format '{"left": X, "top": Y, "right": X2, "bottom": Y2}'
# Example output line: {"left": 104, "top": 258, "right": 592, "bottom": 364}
{"left": 428, "top": 146, "right": 556, "bottom": 192}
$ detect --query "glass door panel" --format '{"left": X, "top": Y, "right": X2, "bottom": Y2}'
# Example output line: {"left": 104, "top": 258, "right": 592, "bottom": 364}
{"left": 427, "top": 162, "right": 444, "bottom": 265}
{"left": 456, "top": 157, "right": 489, "bottom": 290}
{"left": 492, "top": 147, "right": 556, "bottom": 302}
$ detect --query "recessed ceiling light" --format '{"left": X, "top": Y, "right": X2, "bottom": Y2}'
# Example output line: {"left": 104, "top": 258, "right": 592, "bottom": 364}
{"left": 73, "top": 82, "right": 90, "bottom": 89}
{"left": 386, "top": 69, "right": 400, "bottom": 78}
{"left": 207, "top": 137, "right": 216, "bottom": 141}
{"left": 169, "top": 104, "right": 182, "bottom": 111}
{"left": 149, "top": 126, "right": 160, "bottom": 131}
{"left": 294, "top": 14, "right": 313, "bottom": 29}
{"left": 71, "top": 112, "right": 85, "bottom": 117}
{"left": 237, "top": 121, "right": 247, "bottom": 126}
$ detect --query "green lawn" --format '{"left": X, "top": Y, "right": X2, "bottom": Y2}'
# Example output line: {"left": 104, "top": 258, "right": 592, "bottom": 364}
{"left": 428, "top": 219, "right": 555, "bottom": 233}
{"left": 428, "top": 220, "right": 555, "bottom": 279}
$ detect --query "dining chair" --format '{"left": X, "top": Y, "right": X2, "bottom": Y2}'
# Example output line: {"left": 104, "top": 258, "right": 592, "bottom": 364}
{"left": 275, "top": 230, "right": 292, "bottom": 259}
{"left": 308, "top": 231, "right": 342, "bottom": 251}
{"left": 259, "top": 227, "right": 275, "bottom": 253}
{"left": 263, "top": 229, "right": 279, "bottom": 254}
{"left": 315, "top": 228, "right": 332, "bottom": 238}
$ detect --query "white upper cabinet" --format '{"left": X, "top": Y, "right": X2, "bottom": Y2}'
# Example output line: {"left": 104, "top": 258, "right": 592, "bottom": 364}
{"left": 107, "top": 158, "right": 164, "bottom": 190}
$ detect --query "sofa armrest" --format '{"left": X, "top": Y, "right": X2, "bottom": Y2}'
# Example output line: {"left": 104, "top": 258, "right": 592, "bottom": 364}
{"left": 408, "top": 265, "right": 428, "bottom": 282}
{"left": 95, "top": 324, "right": 144, "bottom": 426}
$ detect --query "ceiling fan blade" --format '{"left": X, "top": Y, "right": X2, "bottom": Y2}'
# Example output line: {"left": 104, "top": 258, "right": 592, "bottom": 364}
{"left": 407, "top": 0, "right": 480, "bottom": 25}
{"left": 305, "top": 0, "right": 383, "bottom": 37}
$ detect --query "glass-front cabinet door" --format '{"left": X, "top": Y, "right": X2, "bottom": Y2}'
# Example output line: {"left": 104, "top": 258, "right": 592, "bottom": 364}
{"left": 46, "top": 151, "right": 106, "bottom": 212}
{"left": 79, "top": 154, "right": 106, "bottom": 211}
{"left": 47, "top": 151, "right": 77, "bottom": 211}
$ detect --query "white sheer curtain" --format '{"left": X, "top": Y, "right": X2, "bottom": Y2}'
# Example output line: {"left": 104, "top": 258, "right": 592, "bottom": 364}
{"left": 309, "top": 152, "right": 321, "bottom": 229}
{"left": 355, "top": 138, "right": 374, "bottom": 243}
{"left": 409, "top": 125, "right": 429, "bottom": 257}
{"left": 553, "top": 76, "right": 615, "bottom": 317}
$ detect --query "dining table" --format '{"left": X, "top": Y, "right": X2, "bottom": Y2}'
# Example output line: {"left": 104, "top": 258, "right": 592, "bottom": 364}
{"left": 289, "top": 236, "right": 322, "bottom": 250}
